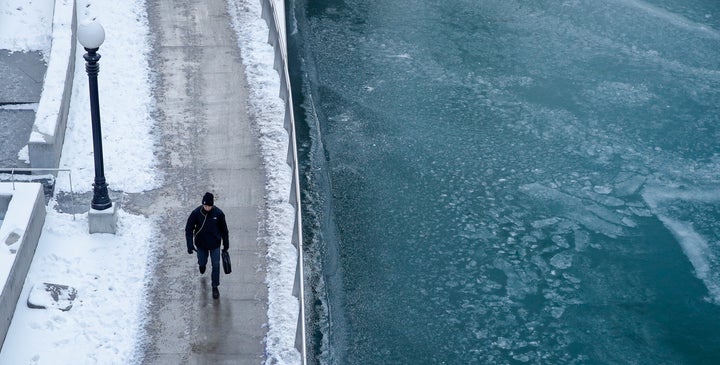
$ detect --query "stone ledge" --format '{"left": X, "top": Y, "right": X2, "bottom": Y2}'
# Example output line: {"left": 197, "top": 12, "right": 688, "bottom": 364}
{"left": 28, "top": 0, "right": 77, "bottom": 171}
{"left": 0, "top": 183, "right": 46, "bottom": 348}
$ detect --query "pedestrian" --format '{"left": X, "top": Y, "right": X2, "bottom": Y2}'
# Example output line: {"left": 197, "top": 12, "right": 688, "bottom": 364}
{"left": 185, "top": 192, "right": 229, "bottom": 299}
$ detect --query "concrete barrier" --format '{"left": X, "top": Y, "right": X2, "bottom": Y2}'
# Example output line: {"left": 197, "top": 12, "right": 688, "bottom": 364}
{"left": 0, "top": 183, "right": 46, "bottom": 348}
{"left": 28, "top": 0, "right": 77, "bottom": 171}
{"left": 258, "top": 1, "right": 308, "bottom": 363}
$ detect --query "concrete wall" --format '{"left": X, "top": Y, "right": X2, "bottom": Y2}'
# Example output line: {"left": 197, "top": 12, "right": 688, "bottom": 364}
{"left": 28, "top": 0, "right": 77, "bottom": 170}
{"left": 0, "top": 183, "right": 46, "bottom": 348}
{"left": 258, "top": 1, "right": 308, "bottom": 363}
{"left": 0, "top": 195, "right": 9, "bottom": 220}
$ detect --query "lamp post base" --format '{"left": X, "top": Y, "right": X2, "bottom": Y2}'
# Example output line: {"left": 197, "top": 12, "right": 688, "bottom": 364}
{"left": 89, "top": 202, "right": 118, "bottom": 234}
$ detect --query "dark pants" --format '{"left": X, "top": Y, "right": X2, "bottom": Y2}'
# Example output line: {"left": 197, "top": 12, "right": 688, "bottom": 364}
{"left": 196, "top": 247, "right": 221, "bottom": 288}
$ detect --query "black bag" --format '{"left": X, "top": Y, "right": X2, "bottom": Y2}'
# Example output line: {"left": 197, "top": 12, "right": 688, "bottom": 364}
{"left": 222, "top": 250, "right": 232, "bottom": 274}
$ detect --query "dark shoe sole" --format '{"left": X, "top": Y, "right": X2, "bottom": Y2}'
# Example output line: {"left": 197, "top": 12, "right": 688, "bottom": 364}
{"left": 199, "top": 265, "right": 206, "bottom": 274}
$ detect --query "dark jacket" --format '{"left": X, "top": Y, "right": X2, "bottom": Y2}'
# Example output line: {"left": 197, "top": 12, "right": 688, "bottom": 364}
{"left": 185, "top": 206, "right": 229, "bottom": 251}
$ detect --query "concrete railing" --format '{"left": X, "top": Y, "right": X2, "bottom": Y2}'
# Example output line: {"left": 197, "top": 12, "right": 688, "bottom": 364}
{"left": 258, "top": 1, "right": 308, "bottom": 364}
{"left": 0, "top": 183, "right": 46, "bottom": 348}
{"left": 28, "top": 0, "right": 77, "bottom": 171}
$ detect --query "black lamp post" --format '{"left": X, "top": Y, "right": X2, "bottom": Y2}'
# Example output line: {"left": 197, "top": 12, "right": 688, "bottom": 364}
{"left": 77, "top": 21, "right": 112, "bottom": 211}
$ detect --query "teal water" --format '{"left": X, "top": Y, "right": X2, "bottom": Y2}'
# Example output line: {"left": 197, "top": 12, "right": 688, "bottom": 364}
{"left": 288, "top": 0, "right": 720, "bottom": 363}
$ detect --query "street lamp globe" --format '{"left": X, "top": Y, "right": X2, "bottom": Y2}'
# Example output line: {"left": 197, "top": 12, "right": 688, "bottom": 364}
{"left": 77, "top": 21, "right": 105, "bottom": 49}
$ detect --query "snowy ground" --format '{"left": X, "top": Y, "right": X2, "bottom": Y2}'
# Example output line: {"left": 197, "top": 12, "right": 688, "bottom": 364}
{"left": 0, "top": 0, "right": 54, "bottom": 58}
{"left": 0, "top": 0, "right": 296, "bottom": 364}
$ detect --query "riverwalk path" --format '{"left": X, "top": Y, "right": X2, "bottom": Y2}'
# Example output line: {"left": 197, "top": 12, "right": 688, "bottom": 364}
{"left": 134, "top": 0, "right": 268, "bottom": 362}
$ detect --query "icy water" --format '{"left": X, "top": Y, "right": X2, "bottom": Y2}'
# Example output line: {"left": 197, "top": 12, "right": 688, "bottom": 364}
{"left": 287, "top": 0, "right": 720, "bottom": 363}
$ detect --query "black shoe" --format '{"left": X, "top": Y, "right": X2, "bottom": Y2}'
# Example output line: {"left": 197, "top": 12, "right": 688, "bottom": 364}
{"left": 199, "top": 265, "right": 206, "bottom": 274}
{"left": 212, "top": 287, "right": 219, "bottom": 299}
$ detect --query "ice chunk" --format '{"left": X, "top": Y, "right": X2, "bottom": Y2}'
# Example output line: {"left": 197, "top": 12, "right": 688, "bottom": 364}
{"left": 615, "top": 174, "right": 646, "bottom": 197}
{"left": 550, "top": 251, "right": 573, "bottom": 269}
{"left": 550, "top": 306, "right": 565, "bottom": 319}
{"left": 551, "top": 235, "right": 570, "bottom": 249}
{"left": 531, "top": 217, "right": 560, "bottom": 229}
{"left": 628, "top": 206, "right": 653, "bottom": 217}
{"left": 520, "top": 183, "right": 625, "bottom": 237}
{"left": 494, "top": 258, "right": 538, "bottom": 300}
{"left": 586, "top": 192, "right": 626, "bottom": 207}
{"left": 621, "top": 217, "right": 637, "bottom": 227}
{"left": 574, "top": 229, "right": 590, "bottom": 252}
{"left": 593, "top": 185, "right": 612, "bottom": 194}
{"left": 575, "top": 213, "right": 624, "bottom": 238}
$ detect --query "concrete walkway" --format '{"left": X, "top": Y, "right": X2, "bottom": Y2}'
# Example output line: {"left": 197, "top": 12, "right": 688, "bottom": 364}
{"left": 135, "top": 0, "right": 268, "bottom": 363}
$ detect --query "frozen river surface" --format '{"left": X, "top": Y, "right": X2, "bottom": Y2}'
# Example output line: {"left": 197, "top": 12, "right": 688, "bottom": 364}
{"left": 289, "top": 0, "right": 720, "bottom": 363}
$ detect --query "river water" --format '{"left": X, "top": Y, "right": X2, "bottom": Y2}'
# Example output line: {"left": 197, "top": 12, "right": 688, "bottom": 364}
{"left": 287, "top": 0, "right": 720, "bottom": 363}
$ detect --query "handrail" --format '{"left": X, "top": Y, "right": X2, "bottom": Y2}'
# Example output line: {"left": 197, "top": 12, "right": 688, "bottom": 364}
{"left": 258, "top": 1, "right": 308, "bottom": 364}
{"left": 0, "top": 168, "right": 75, "bottom": 220}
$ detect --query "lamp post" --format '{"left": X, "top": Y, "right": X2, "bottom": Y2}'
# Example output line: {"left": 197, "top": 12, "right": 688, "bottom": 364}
{"left": 77, "top": 21, "right": 112, "bottom": 211}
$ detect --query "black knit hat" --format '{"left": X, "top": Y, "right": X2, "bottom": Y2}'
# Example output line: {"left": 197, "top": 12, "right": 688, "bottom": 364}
{"left": 202, "top": 192, "right": 214, "bottom": 206}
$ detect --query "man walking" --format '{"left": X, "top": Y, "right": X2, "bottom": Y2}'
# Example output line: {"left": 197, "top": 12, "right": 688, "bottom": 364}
{"left": 185, "top": 192, "right": 229, "bottom": 299}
